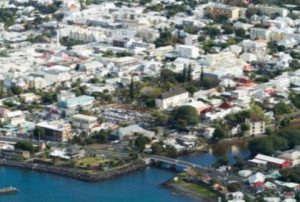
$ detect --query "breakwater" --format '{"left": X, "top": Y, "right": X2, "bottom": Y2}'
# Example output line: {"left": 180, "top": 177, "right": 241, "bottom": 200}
{"left": 0, "top": 160, "right": 146, "bottom": 182}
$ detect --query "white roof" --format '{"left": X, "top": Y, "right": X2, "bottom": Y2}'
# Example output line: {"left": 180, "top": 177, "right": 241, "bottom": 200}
{"left": 248, "top": 172, "right": 265, "bottom": 184}
{"left": 254, "top": 154, "right": 285, "bottom": 164}
{"left": 7, "top": 110, "right": 23, "bottom": 118}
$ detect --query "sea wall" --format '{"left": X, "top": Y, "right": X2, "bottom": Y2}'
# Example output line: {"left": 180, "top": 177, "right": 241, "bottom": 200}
{"left": 0, "top": 159, "right": 147, "bottom": 182}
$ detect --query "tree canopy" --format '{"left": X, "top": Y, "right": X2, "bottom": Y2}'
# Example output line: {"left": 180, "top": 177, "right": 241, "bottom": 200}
{"left": 171, "top": 105, "right": 199, "bottom": 127}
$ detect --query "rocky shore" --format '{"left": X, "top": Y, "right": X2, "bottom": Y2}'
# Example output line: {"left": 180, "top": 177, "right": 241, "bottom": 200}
{"left": 0, "top": 159, "right": 147, "bottom": 182}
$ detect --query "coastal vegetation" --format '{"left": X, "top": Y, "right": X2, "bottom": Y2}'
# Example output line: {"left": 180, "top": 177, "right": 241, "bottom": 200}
{"left": 248, "top": 128, "right": 300, "bottom": 155}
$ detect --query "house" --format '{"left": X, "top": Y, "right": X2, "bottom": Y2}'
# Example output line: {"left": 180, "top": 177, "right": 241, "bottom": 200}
{"left": 35, "top": 120, "right": 72, "bottom": 142}
{"left": 19, "top": 93, "right": 40, "bottom": 103}
{"left": 155, "top": 88, "right": 189, "bottom": 110}
{"left": 248, "top": 172, "right": 265, "bottom": 186}
{"left": 6, "top": 111, "right": 25, "bottom": 126}
{"left": 50, "top": 145, "right": 85, "bottom": 160}
{"left": 72, "top": 114, "right": 98, "bottom": 133}
{"left": 111, "top": 124, "right": 155, "bottom": 140}
{"left": 202, "top": 127, "right": 215, "bottom": 139}
{"left": 226, "top": 191, "right": 244, "bottom": 201}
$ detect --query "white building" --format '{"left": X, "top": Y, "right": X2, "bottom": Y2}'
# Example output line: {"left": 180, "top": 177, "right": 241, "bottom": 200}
{"left": 6, "top": 111, "right": 25, "bottom": 126}
{"left": 175, "top": 44, "right": 199, "bottom": 59}
{"left": 72, "top": 114, "right": 98, "bottom": 133}
{"left": 0, "top": 0, "right": 9, "bottom": 7}
{"left": 250, "top": 28, "right": 271, "bottom": 40}
{"left": 155, "top": 88, "right": 189, "bottom": 110}
{"left": 245, "top": 118, "right": 265, "bottom": 136}
{"left": 253, "top": 5, "right": 289, "bottom": 17}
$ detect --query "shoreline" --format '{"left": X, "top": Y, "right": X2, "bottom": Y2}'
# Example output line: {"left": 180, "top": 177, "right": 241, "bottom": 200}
{"left": 163, "top": 179, "right": 216, "bottom": 202}
{"left": 0, "top": 159, "right": 147, "bottom": 182}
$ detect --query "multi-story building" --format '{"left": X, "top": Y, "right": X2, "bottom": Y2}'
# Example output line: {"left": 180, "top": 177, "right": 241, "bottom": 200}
{"left": 59, "top": 26, "right": 106, "bottom": 42}
{"left": 252, "top": 4, "right": 289, "bottom": 17}
{"left": 72, "top": 114, "right": 98, "bottom": 133}
{"left": 155, "top": 88, "right": 189, "bottom": 110}
{"left": 205, "top": 3, "right": 240, "bottom": 20}
{"left": 35, "top": 120, "right": 72, "bottom": 142}
{"left": 250, "top": 28, "right": 271, "bottom": 40}
{"left": 245, "top": 118, "right": 265, "bottom": 136}
{"left": 175, "top": 44, "right": 199, "bottom": 59}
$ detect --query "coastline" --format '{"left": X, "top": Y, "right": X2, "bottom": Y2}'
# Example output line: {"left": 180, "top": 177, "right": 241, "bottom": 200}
{"left": 163, "top": 179, "right": 217, "bottom": 202}
{"left": 0, "top": 159, "right": 147, "bottom": 182}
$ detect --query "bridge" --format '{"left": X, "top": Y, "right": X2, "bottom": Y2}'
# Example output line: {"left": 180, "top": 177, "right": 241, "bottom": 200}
{"left": 147, "top": 155, "right": 208, "bottom": 171}
{"left": 85, "top": 149, "right": 209, "bottom": 171}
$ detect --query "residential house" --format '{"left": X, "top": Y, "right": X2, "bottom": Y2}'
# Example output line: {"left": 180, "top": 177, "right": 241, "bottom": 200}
{"left": 111, "top": 124, "right": 155, "bottom": 140}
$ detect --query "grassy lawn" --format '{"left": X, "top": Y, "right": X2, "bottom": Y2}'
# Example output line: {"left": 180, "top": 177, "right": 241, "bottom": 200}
{"left": 76, "top": 157, "right": 108, "bottom": 167}
{"left": 187, "top": 183, "right": 218, "bottom": 199}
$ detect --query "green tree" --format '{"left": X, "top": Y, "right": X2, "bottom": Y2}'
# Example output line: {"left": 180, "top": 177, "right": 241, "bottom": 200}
{"left": 171, "top": 105, "right": 199, "bottom": 126}
{"left": 187, "top": 64, "right": 192, "bottom": 82}
{"left": 11, "top": 86, "right": 23, "bottom": 95}
{"left": 154, "top": 29, "right": 175, "bottom": 47}
{"left": 129, "top": 77, "right": 135, "bottom": 100}
{"left": 151, "top": 142, "right": 163, "bottom": 155}
{"left": 33, "top": 127, "right": 45, "bottom": 140}
{"left": 213, "top": 126, "right": 227, "bottom": 140}
{"left": 248, "top": 137, "right": 275, "bottom": 155}
{"left": 203, "top": 26, "right": 220, "bottom": 38}
{"left": 273, "top": 102, "right": 293, "bottom": 115}
{"left": 235, "top": 28, "right": 246, "bottom": 38}
{"left": 15, "top": 141, "right": 36, "bottom": 153}
{"left": 278, "top": 129, "right": 300, "bottom": 148}
{"left": 134, "top": 134, "right": 151, "bottom": 153}
{"left": 222, "top": 24, "right": 234, "bottom": 34}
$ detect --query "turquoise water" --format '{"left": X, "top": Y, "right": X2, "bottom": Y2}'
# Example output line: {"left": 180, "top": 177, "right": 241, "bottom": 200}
{"left": 0, "top": 145, "right": 250, "bottom": 202}
{"left": 0, "top": 167, "right": 198, "bottom": 202}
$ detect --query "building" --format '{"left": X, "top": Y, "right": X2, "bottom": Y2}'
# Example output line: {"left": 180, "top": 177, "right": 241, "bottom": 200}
{"left": 250, "top": 28, "right": 271, "bottom": 40}
{"left": 57, "top": 95, "right": 95, "bottom": 109}
{"left": 35, "top": 120, "right": 72, "bottom": 142}
{"left": 72, "top": 114, "right": 98, "bottom": 133}
{"left": 205, "top": 3, "right": 240, "bottom": 20}
{"left": 6, "top": 111, "right": 25, "bottom": 126}
{"left": 0, "top": 0, "right": 9, "bottom": 7}
{"left": 253, "top": 4, "right": 289, "bottom": 17}
{"left": 278, "top": 149, "right": 300, "bottom": 166}
{"left": 0, "top": 149, "right": 30, "bottom": 161}
{"left": 155, "top": 88, "right": 189, "bottom": 110}
{"left": 111, "top": 124, "right": 155, "bottom": 140}
{"left": 59, "top": 26, "right": 106, "bottom": 42}
{"left": 249, "top": 154, "right": 291, "bottom": 169}
{"left": 245, "top": 118, "right": 265, "bottom": 136}
{"left": 175, "top": 44, "right": 199, "bottom": 59}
